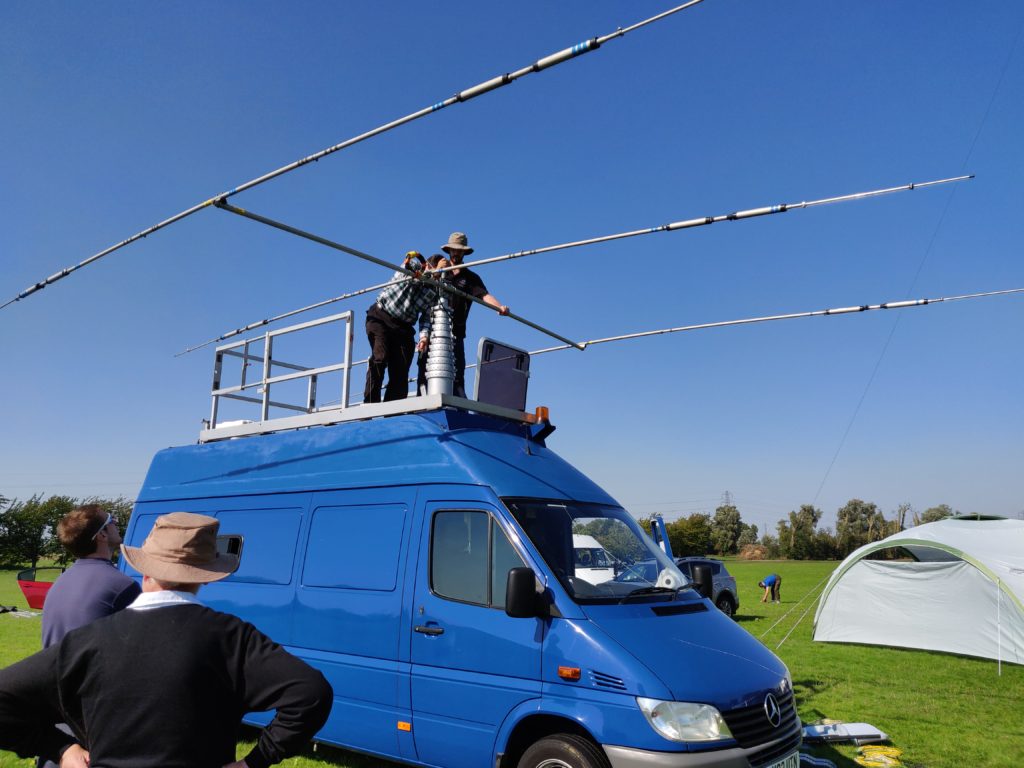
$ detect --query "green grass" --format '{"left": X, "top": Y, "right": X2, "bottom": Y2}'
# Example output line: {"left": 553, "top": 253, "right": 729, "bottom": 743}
{"left": 2, "top": 561, "right": 1022, "bottom": 767}
{"left": 727, "top": 559, "right": 1024, "bottom": 767}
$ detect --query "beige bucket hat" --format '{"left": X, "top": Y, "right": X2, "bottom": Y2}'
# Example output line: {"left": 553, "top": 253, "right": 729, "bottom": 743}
{"left": 121, "top": 512, "right": 239, "bottom": 584}
{"left": 441, "top": 231, "right": 474, "bottom": 256}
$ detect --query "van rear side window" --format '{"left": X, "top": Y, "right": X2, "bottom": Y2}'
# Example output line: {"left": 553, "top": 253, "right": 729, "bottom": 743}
{"left": 431, "top": 511, "right": 523, "bottom": 608}
{"left": 304, "top": 503, "right": 406, "bottom": 591}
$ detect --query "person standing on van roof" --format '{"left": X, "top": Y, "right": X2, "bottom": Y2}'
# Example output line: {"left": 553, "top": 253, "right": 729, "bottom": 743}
{"left": 758, "top": 573, "right": 782, "bottom": 603}
{"left": 364, "top": 250, "right": 437, "bottom": 403}
{"left": 38, "top": 505, "right": 141, "bottom": 768}
{"left": 0, "top": 512, "right": 332, "bottom": 768}
{"left": 440, "top": 232, "right": 509, "bottom": 398}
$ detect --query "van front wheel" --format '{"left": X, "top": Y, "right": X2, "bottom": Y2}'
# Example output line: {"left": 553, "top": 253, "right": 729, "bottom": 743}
{"left": 517, "top": 734, "right": 610, "bottom": 768}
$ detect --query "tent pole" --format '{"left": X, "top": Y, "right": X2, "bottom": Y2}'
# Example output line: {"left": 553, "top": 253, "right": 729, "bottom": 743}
{"left": 996, "top": 577, "right": 1002, "bottom": 676}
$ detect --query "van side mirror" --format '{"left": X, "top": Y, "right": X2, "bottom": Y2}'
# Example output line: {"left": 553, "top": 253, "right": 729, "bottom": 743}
{"left": 691, "top": 563, "right": 713, "bottom": 599}
{"left": 505, "top": 567, "right": 538, "bottom": 618}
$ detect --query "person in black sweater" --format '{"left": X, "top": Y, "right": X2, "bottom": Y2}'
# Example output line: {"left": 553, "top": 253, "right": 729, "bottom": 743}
{"left": 439, "top": 232, "right": 509, "bottom": 397}
{"left": 0, "top": 512, "right": 332, "bottom": 768}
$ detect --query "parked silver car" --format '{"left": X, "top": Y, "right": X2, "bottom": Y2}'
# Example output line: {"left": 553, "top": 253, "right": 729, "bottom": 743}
{"left": 612, "top": 556, "right": 740, "bottom": 619}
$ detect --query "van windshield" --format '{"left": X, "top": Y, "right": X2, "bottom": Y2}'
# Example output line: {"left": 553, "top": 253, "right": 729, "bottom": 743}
{"left": 503, "top": 498, "right": 688, "bottom": 603}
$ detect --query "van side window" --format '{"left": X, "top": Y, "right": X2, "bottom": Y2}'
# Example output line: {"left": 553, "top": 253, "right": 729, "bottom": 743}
{"left": 431, "top": 511, "right": 524, "bottom": 607}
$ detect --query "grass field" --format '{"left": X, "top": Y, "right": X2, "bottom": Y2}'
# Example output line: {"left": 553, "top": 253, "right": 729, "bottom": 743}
{"left": 2, "top": 560, "right": 1021, "bottom": 767}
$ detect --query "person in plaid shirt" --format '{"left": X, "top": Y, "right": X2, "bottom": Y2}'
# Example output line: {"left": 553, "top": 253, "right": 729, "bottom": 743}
{"left": 364, "top": 251, "right": 438, "bottom": 403}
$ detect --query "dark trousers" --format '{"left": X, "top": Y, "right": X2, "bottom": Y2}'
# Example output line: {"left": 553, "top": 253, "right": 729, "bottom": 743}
{"left": 453, "top": 336, "right": 467, "bottom": 398}
{"left": 364, "top": 304, "right": 414, "bottom": 403}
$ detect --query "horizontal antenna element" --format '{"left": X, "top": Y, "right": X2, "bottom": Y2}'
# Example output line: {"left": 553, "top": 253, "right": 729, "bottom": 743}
{"left": 526, "top": 287, "right": 1023, "bottom": 356}
{"left": 2, "top": 1, "right": 707, "bottom": 312}
{"left": 190, "top": 174, "right": 971, "bottom": 352}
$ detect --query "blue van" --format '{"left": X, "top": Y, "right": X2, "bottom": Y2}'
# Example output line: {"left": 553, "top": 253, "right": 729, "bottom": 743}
{"left": 123, "top": 404, "right": 800, "bottom": 768}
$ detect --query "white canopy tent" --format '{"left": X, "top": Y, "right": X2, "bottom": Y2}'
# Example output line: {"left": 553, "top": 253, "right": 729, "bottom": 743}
{"left": 813, "top": 519, "right": 1024, "bottom": 668}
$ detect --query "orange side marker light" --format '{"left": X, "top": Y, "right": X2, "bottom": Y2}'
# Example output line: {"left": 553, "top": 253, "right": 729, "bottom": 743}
{"left": 558, "top": 666, "right": 581, "bottom": 681}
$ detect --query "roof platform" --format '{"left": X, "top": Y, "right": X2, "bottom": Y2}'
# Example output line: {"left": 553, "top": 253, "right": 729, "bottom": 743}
{"left": 200, "top": 309, "right": 540, "bottom": 444}
{"left": 199, "top": 394, "right": 542, "bottom": 443}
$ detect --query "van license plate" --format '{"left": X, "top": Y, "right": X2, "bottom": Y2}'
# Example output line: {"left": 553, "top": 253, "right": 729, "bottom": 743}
{"left": 765, "top": 751, "right": 799, "bottom": 768}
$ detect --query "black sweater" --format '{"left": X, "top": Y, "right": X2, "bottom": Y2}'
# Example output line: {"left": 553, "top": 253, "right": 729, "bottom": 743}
{"left": 0, "top": 603, "right": 332, "bottom": 768}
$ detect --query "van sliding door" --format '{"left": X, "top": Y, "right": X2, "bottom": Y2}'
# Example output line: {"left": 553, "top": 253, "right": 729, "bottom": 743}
{"left": 292, "top": 488, "right": 418, "bottom": 761}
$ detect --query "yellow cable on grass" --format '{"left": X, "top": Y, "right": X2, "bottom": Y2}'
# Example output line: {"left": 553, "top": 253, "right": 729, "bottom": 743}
{"left": 854, "top": 745, "right": 903, "bottom": 767}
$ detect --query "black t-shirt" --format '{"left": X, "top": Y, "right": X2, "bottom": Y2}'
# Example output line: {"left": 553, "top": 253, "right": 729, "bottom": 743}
{"left": 444, "top": 268, "right": 488, "bottom": 338}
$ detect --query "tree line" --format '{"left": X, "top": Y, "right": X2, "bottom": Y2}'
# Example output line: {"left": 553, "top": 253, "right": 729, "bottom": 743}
{"left": 0, "top": 490, "right": 968, "bottom": 569}
{"left": 0, "top": 494, "right": 135, "bottom": 569}
{"left": 643, "top": 501, "right": 962, "bottom": 561}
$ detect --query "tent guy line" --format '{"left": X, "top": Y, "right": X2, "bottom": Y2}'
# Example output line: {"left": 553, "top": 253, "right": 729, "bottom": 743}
{"left": 0, "top": 0, "right": 707, "bottom": 312}
{"left": 179, "top": 175, "right": 973, "bottom": 356}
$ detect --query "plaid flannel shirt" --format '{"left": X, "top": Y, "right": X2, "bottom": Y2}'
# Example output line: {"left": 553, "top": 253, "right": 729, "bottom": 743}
{"left": 376, "top": 271, "right": 439, "bottom": 339}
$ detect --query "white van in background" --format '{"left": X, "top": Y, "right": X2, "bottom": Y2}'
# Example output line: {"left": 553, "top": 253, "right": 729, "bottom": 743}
{"left": 572, "top": 534, "right": 619, "bottom": 584}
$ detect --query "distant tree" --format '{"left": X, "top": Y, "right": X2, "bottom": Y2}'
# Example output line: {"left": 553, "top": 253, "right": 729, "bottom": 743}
{"left": 668, "top": 514, "right": 712, "bottom": 556}
{"left": 916, "top": 504, "right": 955, "bottom": 525}
{"left": 759, "top": 534, "right": 781, "bottom": 559}
{"left": 835, "top": 499, "right": 887, "bottom": 557}
{"left": 0, "top": 495, "right": 71, "bottom": 569}
{"left": 811, "top": 528, "right": 839, "bottom": 560}
{"left": 892, "top": 503, "right": 912, "bottom": 535}
{"left": 710, "top": 504, "right": 742, "bottom": 555}
{"left": 777, "top": 504, "right": 823, "bottom": 560}
{"left": 737, "top": 523, "right": 759, "bottom": 549}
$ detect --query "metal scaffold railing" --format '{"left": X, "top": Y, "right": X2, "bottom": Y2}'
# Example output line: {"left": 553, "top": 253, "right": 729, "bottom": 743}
{"left": 208, "top": 310, "right": 354, "bottom": 430}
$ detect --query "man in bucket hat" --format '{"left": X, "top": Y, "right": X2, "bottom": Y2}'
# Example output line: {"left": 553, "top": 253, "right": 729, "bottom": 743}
{"left": 0, "top": 513, "right": 332, "bottom": 768}
{"left": 440, "top": 232, "right": 509, "bottom": 397}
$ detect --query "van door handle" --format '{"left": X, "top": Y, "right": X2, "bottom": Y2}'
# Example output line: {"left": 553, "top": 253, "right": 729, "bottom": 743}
{"left": 414, "top": 624, "right": 445, "bottom": 636}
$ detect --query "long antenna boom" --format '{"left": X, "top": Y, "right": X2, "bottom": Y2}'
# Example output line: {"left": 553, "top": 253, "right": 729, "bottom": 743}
{"left": 187, "top": 174, "right": 972, "bottom": 353}
{"left": 1, "top": 0, "right": 707, "bottom": 312}
{"left": 214, "top": 202, "right": 584, "bottom": 350}
{"left": 525, "top": 287, "right": 1023, "bottom": 355}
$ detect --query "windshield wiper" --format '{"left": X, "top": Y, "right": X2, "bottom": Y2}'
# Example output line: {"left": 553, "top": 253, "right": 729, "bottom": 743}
{"left": 619, "top": 586, "right": 681, "bottom": 603}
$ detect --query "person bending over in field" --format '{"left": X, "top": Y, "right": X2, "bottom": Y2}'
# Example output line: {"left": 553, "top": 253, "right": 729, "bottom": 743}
{"left": 758, "top": 573, "right": 782, "bottom": 603}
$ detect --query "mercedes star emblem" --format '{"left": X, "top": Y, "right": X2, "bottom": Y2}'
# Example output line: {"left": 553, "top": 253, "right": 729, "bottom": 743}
{"left": 763, "top": 693, "right": 782, "bottom": 728}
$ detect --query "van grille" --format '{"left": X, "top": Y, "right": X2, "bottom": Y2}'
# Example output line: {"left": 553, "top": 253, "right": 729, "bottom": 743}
{"left": 747, "top": 729, "right": 801, "bottom": 767}
{"left": 589, "top": 670, "right": 627, "bottom": 691}
{"left": 721, "top": 689, "right": 798, "bottom": 748}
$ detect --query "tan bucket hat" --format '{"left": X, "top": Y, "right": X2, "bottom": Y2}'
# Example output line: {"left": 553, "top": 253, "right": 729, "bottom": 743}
{"left": 121, "top": 512, "right": 239, "bottom": 584}
{"left": 441, "top": 231, "right": 474, "bottom": 256}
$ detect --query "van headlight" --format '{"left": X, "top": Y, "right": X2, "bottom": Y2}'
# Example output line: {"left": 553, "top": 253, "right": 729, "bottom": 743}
{"left": 636, "top": 697, "right": 733, "bottom": 742}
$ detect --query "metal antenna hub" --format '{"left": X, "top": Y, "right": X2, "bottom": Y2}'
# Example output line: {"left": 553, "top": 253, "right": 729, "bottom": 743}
{"left": 426, "top": 295, "right": 455, "bottom": 395}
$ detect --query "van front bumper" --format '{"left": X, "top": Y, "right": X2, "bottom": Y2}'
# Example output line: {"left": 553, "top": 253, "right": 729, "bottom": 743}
{"left": 605, "top": 738, "right": 798, "bottom": 768}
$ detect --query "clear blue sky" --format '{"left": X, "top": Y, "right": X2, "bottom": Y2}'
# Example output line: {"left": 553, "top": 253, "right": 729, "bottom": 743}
{"left": 2, "top": 1, "right": 1022, "bottom": 534}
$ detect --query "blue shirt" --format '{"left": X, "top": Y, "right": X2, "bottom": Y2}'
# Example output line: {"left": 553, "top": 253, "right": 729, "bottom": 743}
{"left": 763, "top": 574, "right": 779, "bottom": 586}
{"left": 41, "top": 558, "right": 141, "bottom": 648}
